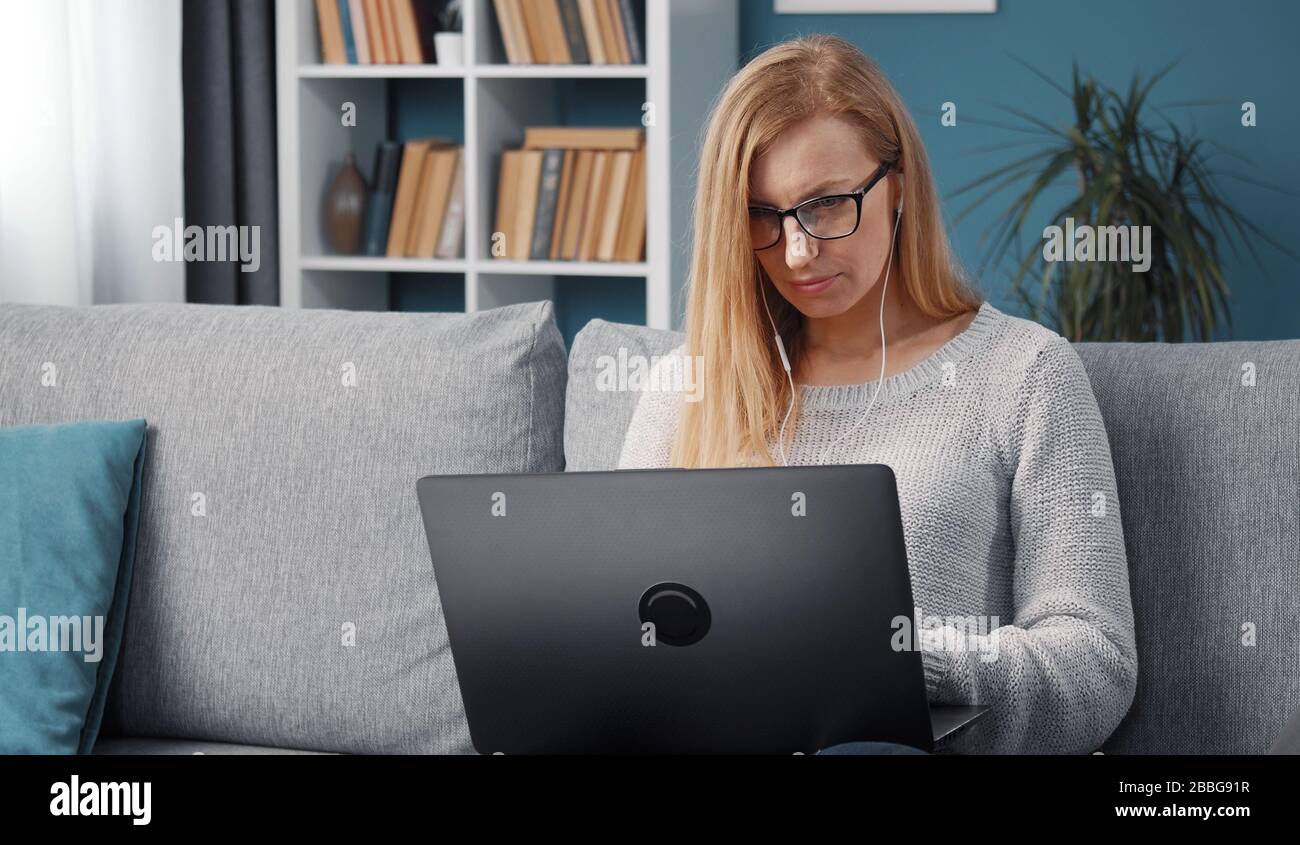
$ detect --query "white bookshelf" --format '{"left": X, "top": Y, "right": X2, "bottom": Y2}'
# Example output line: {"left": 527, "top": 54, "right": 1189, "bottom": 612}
{"left": 275, "top": 0, "right": 738, "bottom": 331}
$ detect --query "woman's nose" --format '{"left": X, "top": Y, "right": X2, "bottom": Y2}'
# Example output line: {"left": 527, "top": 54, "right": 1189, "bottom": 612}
{"left": 783, "top": 217, "right": 816, "bottom": 268}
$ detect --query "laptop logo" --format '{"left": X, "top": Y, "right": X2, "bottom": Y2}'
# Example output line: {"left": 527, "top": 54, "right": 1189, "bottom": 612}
{"left": 639, "top": 582, "right": 711, "bottom": 647}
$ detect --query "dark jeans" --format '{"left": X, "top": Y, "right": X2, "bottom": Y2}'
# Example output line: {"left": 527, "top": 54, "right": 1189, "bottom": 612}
{"left": 816, "top": 741, "right": 929, "bottom": 755}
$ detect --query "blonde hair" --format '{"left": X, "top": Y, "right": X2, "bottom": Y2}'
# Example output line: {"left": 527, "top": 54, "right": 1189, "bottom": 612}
{"left": 671, "top": 34, "right": 982, "bottom": 468}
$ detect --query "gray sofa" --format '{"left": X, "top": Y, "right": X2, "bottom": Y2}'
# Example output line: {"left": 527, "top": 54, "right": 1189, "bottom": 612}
{"left": 0, "top": 300, "right": 1295, "bottom": 754}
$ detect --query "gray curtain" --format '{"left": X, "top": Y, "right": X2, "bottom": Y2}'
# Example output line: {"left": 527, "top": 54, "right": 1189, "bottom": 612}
{"left": 182, "top": 0, "right": 279, "bottom": 305}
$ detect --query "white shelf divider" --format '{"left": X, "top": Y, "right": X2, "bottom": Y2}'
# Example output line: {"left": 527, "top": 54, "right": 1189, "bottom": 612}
{"left": 275, "top": 0, "right": 738, "bottom": 329}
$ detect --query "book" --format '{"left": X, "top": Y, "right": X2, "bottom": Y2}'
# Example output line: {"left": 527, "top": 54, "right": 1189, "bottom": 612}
{"left": 314, "top": 0, "right": 347, "bottom": 64}
{"left": 410, "top": 147, "right": 460, "bottom": 257}
{"left": 536, "top": 0, "right": 572, "bottom": 64}
{"left": 559, "top": 149, "right": 595, "bottom": 260}
{"left": 578, "top": 150, "right": 610, "bottom": 261}
{"left": 575, "top": 0, "right": 606, "bottom": 64}
{"left": 597, "top": 150, "right": 634, "bottom": 261}
{"left": 616, "top": 0, "right": 643, "bottom": 64}
{"left": 375, "top": 0, "right": 399, "bottom": 64}
{"left": 390, "top": 0, "right": 423, "bottom": 64}
{"left": 348, "top": 0, "right": 372, "bottom": 64}
{"left": 594, "top": 0, "right": 622, "bottom": 65}
{"left": 386, "top": 138, "right": 451, "bottom": 256}
{"left": 556, "top": 0, "right": 589, "bottom": 64}
{"left": 615, "top": 145, "right": 646, "bottom": 261}
{"left": 518, "top": 0, "right": 551, "bottom": 63}
{"left": 362, "top": 0, "right": 384, "bottom": 62}
{"left": 605, "top": 0, "right": 629, "bottom": 64}
{"left": 513, "top": 150, "right": 545, "bottom": 260}
{"left": 523, "top": 126, "right": 644, "bottom": 150}
{"left": 362, "top": 142, "right": 403, "bottom": 255}
{"left": 404, "top": 151, "right": 436, "bottom": 256}
{"left": 494, "top": 151, "right": 522, "bottom": 258}
{"left": 549, "top": 149, "right": 577, "bottom": 259}
{"left": 530, "top": 149, "right": 566, "bottom": 259}
{"left": 508, "top": 0, "right": 535, "bottom": 63}
{"left": 436, "top": 150, "right": 466, "bottom": 258}
{"left": 493, "top": 0, "right": 524, "bottom": 63}
{"left": 337, "top": 0, "right": 358, "bottom": 63}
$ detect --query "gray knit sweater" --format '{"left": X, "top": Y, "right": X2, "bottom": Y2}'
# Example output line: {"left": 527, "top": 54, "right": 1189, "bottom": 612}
{"left": 616, "top": 300, "right": 1138, "bottom": 754}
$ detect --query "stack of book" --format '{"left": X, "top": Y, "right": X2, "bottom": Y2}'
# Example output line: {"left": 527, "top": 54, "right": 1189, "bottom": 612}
{"left": 492, "top": 0, "right": 643, "bottom": 64}
{"left": 315, "top": 0, "right": 442, "bottom": 64}
{"left": 494, "top": 127, "right": 645, "bottom": 263}
{"left": 362, "top": 138, "right": 466, "bottom": 259}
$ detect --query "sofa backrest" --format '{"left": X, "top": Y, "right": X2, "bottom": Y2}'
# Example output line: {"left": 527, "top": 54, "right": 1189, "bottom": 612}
{"left": 0, "top": 300, "right": 567, "bottom": 754}
{"left": 566, "top": 318, "right": 1300, "bottom": 754}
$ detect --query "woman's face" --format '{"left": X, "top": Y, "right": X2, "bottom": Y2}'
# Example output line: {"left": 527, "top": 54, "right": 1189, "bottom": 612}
{"left": 748, "top": 113, "right": 900, "bottom": 321}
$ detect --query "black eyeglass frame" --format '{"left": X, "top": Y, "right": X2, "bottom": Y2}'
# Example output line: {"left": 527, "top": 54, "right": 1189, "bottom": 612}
{"left": 748, "top": 159, "right": 896, "bottom": 251}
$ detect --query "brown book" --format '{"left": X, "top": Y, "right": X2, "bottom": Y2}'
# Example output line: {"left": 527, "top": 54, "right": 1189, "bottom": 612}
{"left": 578, "top": 151, "right": 610, "bottom": 261}
{"left": 575, "top": 0, "right": 606, "bottom": 64}
{"left": 493, "top": 0, "right": 521, "bottom": 63}
{"left": 390, "top": 0, "right": 423, "bottom": 64}
{"left": 386, "top": 138, "right": 449, "bottom": 256}
{"left": 615, "top": 146, "right": 646, "bottom": 261}
{"left": 362, "top": 0, "right": 385, "bottom": 62}
{"left": 315, "top": 0, "right": 348, "bottom": 64}
{"left": 513, "top": 150, "right": 545, "bottom": 260}
{"left": 523, "top": 126, "right": 644, "bottom": 150}
{"left": 593, "top": 0, "right": 621, "bottom": 65}
{"left": 548, "top": 150, "right": 577, "bottom": 259}
{"left": 536, "top": 0, "right": 572, "bottom": 64}
{"left": 409, "top": 148, "right": 459, "bottom": 257}
{"left": 404, "top": 151, "right": 436, "bottom": 255}
{"left": 560, "top": 150, "right": 595, "bottom": 260}
{"left": 494, "top": 151, "right": 523, "bottom": 258}
{"left": 375, "top": 0, "right": 399, "bottom": 63}
{"left": 516, "top": 0, "right": 550, "bottom": 64}
{"left": 506, "top": 0, "right": 536, "bottom": 63}
{"left": 605, "top": 0, "right": 630, "bottom": 64}
{"left": 597, "top": 150, "right": 634, "bottom": 261}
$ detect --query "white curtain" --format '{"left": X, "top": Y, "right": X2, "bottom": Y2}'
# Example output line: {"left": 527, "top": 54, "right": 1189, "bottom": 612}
{"left": 0, "top": 0, "right": 185, "bottom": 305}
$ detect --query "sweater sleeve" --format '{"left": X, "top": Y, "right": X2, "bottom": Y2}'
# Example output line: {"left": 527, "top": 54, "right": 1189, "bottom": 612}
{"left": 615, "top": 343, "right": 687, "bottom": 470}
{"left": 926, "top": 334, "right": 1138, "bottom": 754}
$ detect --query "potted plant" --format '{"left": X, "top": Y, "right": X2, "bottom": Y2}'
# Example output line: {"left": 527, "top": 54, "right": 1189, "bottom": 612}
{"left": 951, "top": 60, "right": 1296, "bottom": 342}
{"left": 434, "top": 0, "right": 463, "bottom": 67}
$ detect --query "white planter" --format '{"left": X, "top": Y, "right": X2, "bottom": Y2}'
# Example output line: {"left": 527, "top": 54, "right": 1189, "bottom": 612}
{"left": 434, "top": 32, "right": 464, "bottom": 67}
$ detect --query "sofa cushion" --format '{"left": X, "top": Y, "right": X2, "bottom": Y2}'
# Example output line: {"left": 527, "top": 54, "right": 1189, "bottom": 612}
{"left": 568, "top": 319, "right": 1300, "bottom": 754}
{"left": 0, "top": 301, "right": 567, "bottom": 754}
{"left": 565, "top": 319, "right": 683, "bottom": 471}
{"left": 0, "top": 419, "right": 148, "bottom": 754}
{"left": 1077, "top": 340, "right": 1300, "bottom": 754}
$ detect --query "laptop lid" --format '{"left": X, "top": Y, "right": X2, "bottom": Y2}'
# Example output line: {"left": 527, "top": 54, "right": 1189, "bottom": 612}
{"left": 417, "top": 464, "right": 936, "bottom": 754}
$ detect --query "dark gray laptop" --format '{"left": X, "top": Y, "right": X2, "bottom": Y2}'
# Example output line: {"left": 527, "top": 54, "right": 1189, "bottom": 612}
{"left": 416, "top": 464, "right": 989, "bottom": 754}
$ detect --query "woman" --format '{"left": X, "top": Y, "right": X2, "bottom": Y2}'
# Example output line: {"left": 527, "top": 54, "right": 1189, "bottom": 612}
{"left": 617, "top": 35, "right": 1138, "bottom": 754}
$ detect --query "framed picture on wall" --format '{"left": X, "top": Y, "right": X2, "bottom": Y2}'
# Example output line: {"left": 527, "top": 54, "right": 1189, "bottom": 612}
{"left": 775, "top": 0, "right": 996, "bottom": 12}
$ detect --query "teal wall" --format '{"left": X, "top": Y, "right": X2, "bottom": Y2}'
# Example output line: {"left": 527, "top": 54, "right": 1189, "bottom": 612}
{"left": 395, "top": 0, "right": 1298, "bottom": 342}
{"left": 742, "top": 0, "right": 1299, "bottom": 340}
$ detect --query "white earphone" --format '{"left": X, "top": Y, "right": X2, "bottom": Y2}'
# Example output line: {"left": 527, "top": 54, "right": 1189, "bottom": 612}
{"left": 764, "top": 175, "right": 904, "bottom": 466}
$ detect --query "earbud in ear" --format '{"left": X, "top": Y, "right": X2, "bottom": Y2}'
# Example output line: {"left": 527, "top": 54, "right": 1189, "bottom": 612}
{"left": 895, "top": 174, "right": 904, "bottom": 214}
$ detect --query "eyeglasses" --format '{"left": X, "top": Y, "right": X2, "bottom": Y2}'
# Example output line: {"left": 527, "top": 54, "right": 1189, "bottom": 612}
{"left": 748, "top": 160, "right": 895, "bottom": 251}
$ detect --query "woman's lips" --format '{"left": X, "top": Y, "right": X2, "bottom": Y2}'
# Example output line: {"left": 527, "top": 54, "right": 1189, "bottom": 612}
{"left": 787, "top": 273, "right": 838, "bottom": 295}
